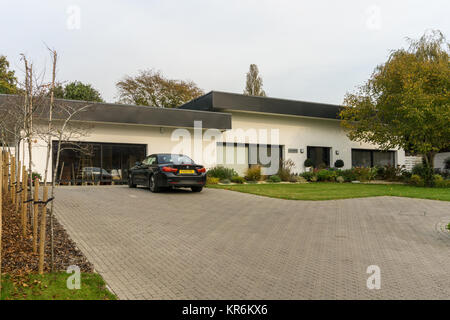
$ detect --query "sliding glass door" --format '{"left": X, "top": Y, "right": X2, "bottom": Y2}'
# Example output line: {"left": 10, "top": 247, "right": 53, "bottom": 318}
{"left": 52, "top": 141, "right": 146, "bottom": 185}
{"left": 351, "top": 149, "right": 395, "bottom": 167}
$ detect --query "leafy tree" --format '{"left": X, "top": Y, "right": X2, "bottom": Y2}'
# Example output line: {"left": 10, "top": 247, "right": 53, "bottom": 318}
{"left": 0, "top": 55, "right": 18, "bottom": 94}
{"left": 340, "top": 30, "right": 450, "bottom": 168}
{"left": 244, "top": 64, "right": 266, "bottom": 96}
{"left": 115, "top": 69, "right": 204, "bottom": 108}
{"left": 54, "top": 81, "right": 103, "bottom": 102}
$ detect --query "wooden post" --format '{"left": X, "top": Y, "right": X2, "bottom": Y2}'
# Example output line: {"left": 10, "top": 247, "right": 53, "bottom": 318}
{"left": 38, "top": 183, "right": 48, "bottom": 274}
{"left": 0, "top": 152, "right": 3, "bottom": 293}
{"left": 6, "top": 152, "right": 10, "bottom": 194}
{"left": 32, "top": 177, "right": 39, "bottom": 253}
{"left": 21, "top": 167, "right": 28, "bottom": 238}
{"left": 15, "top": 160, "right": 21, "bottom": 214}
{"left": 11, "top": 156, "right": 15, "bottom": 205}
{"left": 3, "top": 152, "right": 7, "bottom": 194}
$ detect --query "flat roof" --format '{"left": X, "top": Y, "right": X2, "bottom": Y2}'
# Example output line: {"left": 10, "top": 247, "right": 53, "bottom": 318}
{"left": 0, "top": 94, "right": 232, "bottom": 130}
{"left": 179, "top": 91, "right": 342, "bottom": 120}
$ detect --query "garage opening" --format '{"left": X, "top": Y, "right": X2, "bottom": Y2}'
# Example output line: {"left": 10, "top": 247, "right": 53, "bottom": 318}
{"left": 52, "top": 141, "right": 147, "bottom": 185}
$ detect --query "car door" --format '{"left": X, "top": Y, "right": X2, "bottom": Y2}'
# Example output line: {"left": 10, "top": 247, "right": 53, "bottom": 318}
{"left": 133, "top": 156, "right": 150, "bottom": 184}
{"left": 143, "top": 155, "right": 157, "bottom": 182}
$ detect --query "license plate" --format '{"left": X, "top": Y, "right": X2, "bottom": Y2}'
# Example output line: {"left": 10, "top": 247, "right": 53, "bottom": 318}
{"left": 179, "top": 169, "right": 195, "bottom": 174}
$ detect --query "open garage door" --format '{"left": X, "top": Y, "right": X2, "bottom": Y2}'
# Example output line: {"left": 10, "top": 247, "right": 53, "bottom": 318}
{"left": 52, "top": 141, "right": 147, "bottom": 185}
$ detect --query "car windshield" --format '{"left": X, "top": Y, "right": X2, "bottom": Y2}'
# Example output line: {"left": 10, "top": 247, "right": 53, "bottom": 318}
{"left": 158, "top": 154, "right": 194, "bottom": 165}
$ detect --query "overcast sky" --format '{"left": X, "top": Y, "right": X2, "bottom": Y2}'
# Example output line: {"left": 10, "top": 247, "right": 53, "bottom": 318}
{"left": 2, "top": 0, "right": 449, "bottom": 105}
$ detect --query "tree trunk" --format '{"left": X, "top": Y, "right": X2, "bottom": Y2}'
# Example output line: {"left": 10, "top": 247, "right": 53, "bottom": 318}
{"left": 424, "top": 152, "right": 435, "bottom": 169}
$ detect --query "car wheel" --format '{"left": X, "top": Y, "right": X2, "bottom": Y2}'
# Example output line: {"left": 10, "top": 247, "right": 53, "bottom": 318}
{"left": 191, "top": 186, "right": 203, "bottom": 192}
{"left": 128, "top": 175, "right": 136, "bottom": 188}
{"left": 149, "top": 175, "right": 160, "bottom": 193}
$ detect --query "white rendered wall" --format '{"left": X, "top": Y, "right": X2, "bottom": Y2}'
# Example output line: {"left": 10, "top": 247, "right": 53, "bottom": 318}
{"left": 224, "top": 112, "right": 405, "bottom": 174}
{"left": 25, "top": 113, "right": 407, "bottom": 181}
{"left": 23, "top": 121, "right": 221, "bottom": 183}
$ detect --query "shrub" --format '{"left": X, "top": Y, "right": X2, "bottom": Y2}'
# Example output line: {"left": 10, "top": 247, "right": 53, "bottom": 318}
{"left": 268, "top": 175, "right": 281, "bottom": 183}
{"left": 316, "top": 163, "right": 328, "bottom": 170}
{"left": 32, "top": 172, "right": 42, "bottom": 181}
{"left": 382, "top": 165, "right": 404, "bottom": 181}
{"left": 207, "top": 166, "right": 238, "bottom": 180}
{"left": 230, "top": 176, "right": 245, "bottom": 184}
{"left": 435, "top": 180, "right": 450, "bottom": 188}
{"left": 434, "top": 168, "right": 450, "bottom": 179}
{"left": 206, "top": 176, "right": 219, "bottom": 185}
{"left": 412, "top": 163, "right": 434, "bottom": 186}
{"left": 310, "top": 175, "right": 318, "bottom": 182}
{"left": 245, "top": 166, "right": 261, "bottom": 181}
{"left": 410, "top": 174, "right": 424, "bottom": 187}
{"left": 352, "top": 167, "right": 372, "bottom": 182}
{"left": 295, "top": 176, "right": 307, "bottom": 183}
{"left": 278, "top": 159, "right": 295, "bottom": 181}
{"left": 336, "top": 176, "right": 345, "bottom": 183}
{"left": 219, "top": 179, "right": 231, "bottom": 184}
{"left": 433, "top": 174, "right": 444, "bottom": 183}
{"left": 304, "top": 158, "right": 314, "bottom": 167}
{"left": 334, "top": 159, "right": 344, "bottom": 168}
{"left": 301, "top": 171, "right": 315, "bottom": 182}
{"left": 317, "top": 169, "right": 337, "bottom": 182}
{"left": 340, "top": 169, "right": 357, "bottom": 182}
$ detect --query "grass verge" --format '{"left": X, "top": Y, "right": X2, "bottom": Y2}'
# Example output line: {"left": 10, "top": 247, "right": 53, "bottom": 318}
{"left": 0, "top": 272, "right": 116, "bottom": 300}
{"left": 207, "top": 182, "right": 450, "bottom": 201}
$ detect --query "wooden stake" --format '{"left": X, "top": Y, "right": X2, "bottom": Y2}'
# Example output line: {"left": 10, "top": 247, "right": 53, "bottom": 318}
{"left": 21, "top": 167, "right": 28, "bottom": 238}
{"left": 3, "top": 152, "right": 7, "bottom": 194}
{"left": 15, "top": 160, "right": 21, "bottom": 214}
{"left": 6, "top": 152, "right": 10, "bottom": 194}
{"left": 32, "top": 177, "right": 39, "bottom": 253}
{"left": 0, "top": 153, "right": 3, "bottom": 293}
{"left": 39, "top": 183, "right": 48, "bottom": 274}
{"left": 11, "top": 156, "right": 15, "bottom": 205}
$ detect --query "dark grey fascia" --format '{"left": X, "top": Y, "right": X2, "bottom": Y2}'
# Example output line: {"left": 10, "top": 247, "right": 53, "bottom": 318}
{"left": 180, "top": 91, "right": 343, "bottom": 120}
{"left": 0, "top": 94, "right": 232, "bottom": 130}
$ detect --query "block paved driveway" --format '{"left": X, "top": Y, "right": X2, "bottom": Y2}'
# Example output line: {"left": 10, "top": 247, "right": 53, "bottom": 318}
{"left": 54, "top": 186, "right": 450, "bottom": 299}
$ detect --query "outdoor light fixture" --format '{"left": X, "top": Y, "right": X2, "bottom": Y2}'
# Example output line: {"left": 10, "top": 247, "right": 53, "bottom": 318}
{"left": 335, "top": 150, "right": 339, "bottom": 155}
{"left": 300, "top": 148, "right": 304, "bottom": 153}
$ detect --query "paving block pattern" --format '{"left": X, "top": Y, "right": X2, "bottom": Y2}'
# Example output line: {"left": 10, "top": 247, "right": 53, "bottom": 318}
{"left": 54, "top": 186, "right": 450, "bottom": 300}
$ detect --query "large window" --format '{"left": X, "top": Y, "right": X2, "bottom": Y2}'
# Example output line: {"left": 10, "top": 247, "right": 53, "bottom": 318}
{"left": 216, "top": 143, "right": 283, "bottom": 176}
{"left": 52, "top": 141, "right": 146, "bottom": 184}
{"left": 307, "top": 146, "right": 331, "bottom": 167}
{"left": 352, "top": 149, "right": 395, "bottom": 167}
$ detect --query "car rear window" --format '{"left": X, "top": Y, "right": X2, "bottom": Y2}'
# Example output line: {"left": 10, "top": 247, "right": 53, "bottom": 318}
{"left": 158, "top": 154, "right": 194, "bottom": 165}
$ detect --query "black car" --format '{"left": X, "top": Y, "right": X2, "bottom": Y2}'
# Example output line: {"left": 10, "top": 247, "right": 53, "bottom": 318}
{"left": 128, "top": 154, "right": 206, "bottom": 192}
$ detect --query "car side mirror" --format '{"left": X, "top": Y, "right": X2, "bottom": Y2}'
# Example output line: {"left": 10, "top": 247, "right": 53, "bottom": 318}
{"left": 135, "top": 161, "right": 141, "bottom": 166}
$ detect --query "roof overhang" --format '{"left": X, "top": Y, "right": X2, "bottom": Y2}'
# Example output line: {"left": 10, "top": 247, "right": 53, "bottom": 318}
{"left": 179, "top": 91, "right": 343, "bottom": 120}
{"left": 0, "top": 94, "right": 232, "bottom": 130}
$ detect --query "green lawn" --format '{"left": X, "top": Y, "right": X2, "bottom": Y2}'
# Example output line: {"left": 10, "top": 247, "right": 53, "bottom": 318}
{"left": 208, "top": 182, "right": 450, "bottom": 201}
{"left": 0, "top": 272, "right": 116, "bottom": 300}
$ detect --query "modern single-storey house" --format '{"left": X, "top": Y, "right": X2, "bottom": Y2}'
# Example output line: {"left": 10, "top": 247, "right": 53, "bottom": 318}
{"left": 0, "top": 91, "right": 426, "bottom": 184}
